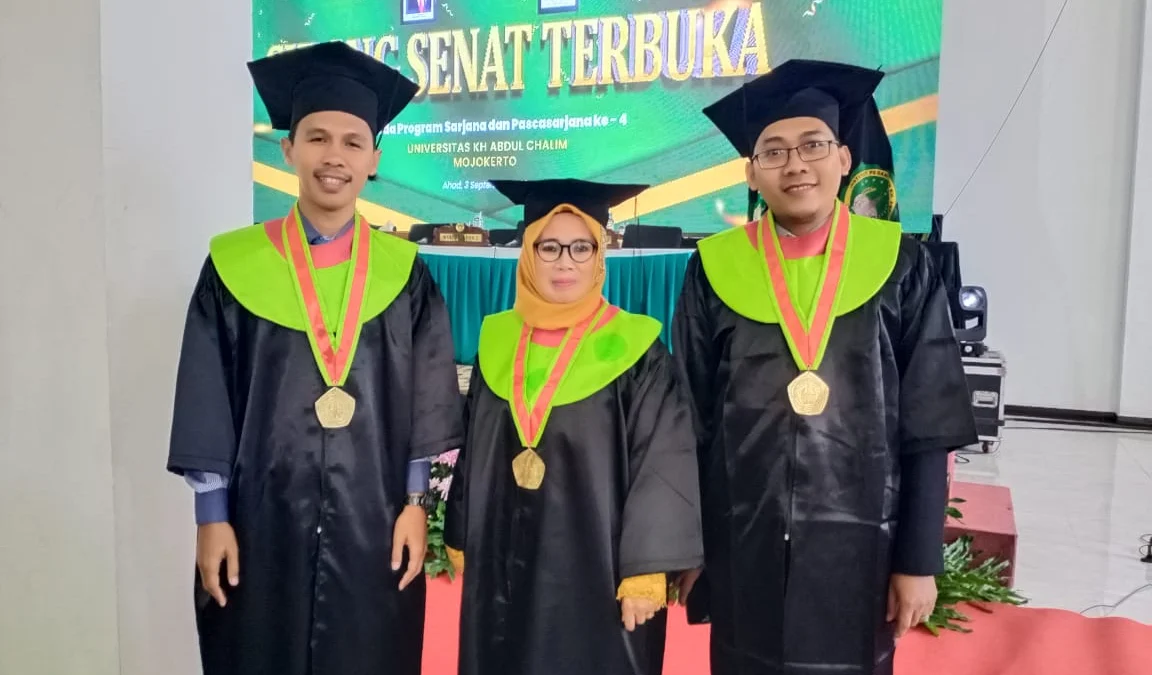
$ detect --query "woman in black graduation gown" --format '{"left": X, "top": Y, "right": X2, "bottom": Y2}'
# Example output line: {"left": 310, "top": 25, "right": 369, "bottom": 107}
{"left": 444, "top": 178, "right": 704, "bottom": 675}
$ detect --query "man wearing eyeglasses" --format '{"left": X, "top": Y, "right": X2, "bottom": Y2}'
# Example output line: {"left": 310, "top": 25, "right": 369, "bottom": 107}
{"left": 670, "top": 60, "right": 977, "bottom": 675}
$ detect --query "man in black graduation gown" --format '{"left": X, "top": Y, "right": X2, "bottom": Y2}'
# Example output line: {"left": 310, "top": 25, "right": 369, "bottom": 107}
{"left": 672, "top": 60, "right": 978, "bottom": 675}
{"left": 166, "top": 42, "right": 464, "bottom": 675}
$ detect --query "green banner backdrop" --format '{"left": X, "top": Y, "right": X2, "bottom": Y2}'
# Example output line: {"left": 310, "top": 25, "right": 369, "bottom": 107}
{"left": 252, "top": 0, "right": 943, "bottom": 233}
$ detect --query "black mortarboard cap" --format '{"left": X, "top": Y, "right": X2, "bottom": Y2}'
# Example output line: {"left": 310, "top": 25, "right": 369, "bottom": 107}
{"left": 248, "top": 41, "right": 418, "bottom": 136}
{"left": 703, "top": 59, "right": 884, "bottom": 158}
{"left": 488, "top": 179, "right": 649, "bottom": 227}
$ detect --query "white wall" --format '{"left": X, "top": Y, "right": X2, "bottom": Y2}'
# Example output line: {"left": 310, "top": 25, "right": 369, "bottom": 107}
{"left": 1118, "top": 2, "right": 1152, "bottom": 420}
{"left": 100, "top": 0, "right": 253, "bottom": 673}
{"left": 0, "top": 0, "right": 252, "bottom": 673}
{"left": 0, "top": 1, "right": 120, "bottom": 673}
{"left": 935, "top": 0, "right": 1148, "bottom": 415}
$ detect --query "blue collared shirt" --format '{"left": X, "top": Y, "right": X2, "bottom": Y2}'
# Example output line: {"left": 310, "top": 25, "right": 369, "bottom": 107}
{"left": 186, "top": 215, "right": 431, "bottom": 524}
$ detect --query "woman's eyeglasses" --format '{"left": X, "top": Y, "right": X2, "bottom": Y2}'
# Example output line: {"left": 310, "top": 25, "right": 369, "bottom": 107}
{"left": 534, "top": 239, "right": 598, "bottom": 263}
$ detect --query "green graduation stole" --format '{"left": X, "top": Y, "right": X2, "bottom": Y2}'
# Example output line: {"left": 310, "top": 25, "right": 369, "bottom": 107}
{"left": 696, "top": 205, "right": 903, "bottom": 415}
{"left": 207, "top": 207, "right": 420, "bottom": 426}
{"left": 208, "top": 211, "right": 418, "bottom": 332}
{"left": 477, "top": 307, "right": 662, "bottom": 490}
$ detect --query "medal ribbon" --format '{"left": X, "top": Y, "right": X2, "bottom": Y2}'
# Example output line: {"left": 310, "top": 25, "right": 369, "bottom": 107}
{"left": 758, "top": 202, "right": 851, "bottom": 372}
{"left": 282, "top": 206, "right": 372, "bottom": 387}
{"left": 510, "top": 303, "right": 609, "bottom": 449}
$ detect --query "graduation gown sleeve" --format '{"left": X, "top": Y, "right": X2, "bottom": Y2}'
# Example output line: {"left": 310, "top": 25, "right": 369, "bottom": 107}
{"left": 670, "top": 253, "right": 721, "bottom": 623}
{"left": 895, "top": 242, "right": 978, "bottom": 456}
{"left": 618, "top": 342, "right": 704, "bottom": 579}
{"left": 892, "top": 450, "right": 949, "bottom": 575}
{"left": 167, "top": 258, "right": 237, "bottom": 477}
{"left": 890, "top": 242, "right": 976, "bottom": 574}
{"left": 406, "top": 257, "right": 466, "bottom": 460}
{"left": 443, "top": 366, "right": 478, "bottom": 554}
{"left": 670, "top": 252, "right": 720, "bottom": 487}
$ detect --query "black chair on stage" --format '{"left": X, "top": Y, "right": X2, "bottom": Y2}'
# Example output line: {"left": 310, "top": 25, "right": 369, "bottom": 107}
{"left": 623, "top": 224, "right": 683, "bottom": 249}
{"left": 407, "top": 223, "right": 436, "bottom": 244}
{"left": 489, "top": 229, "right": 519, "bottom": 247}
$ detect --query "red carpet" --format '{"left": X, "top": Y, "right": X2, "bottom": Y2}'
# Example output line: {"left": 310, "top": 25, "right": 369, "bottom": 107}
{"left": 422, "top": 577, "right": 1152, "bottom": 674}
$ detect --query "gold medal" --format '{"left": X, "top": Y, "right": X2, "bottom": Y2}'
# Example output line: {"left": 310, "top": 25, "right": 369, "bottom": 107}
{"left": 315, "top": 386, "right": 356, "bottom": 428}
{"left": 511, "top": 448, "right": 547, "bottom": 490}
{"left": 787, "top": 371, "right": 830, "bottom": 416}
{"left": 759, "top": 203, "right": 851, "bottom": 418}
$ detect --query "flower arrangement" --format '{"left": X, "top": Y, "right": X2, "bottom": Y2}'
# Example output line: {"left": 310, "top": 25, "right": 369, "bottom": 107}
{"left": 424, "top": 449, "right": 459, "bottom": 580}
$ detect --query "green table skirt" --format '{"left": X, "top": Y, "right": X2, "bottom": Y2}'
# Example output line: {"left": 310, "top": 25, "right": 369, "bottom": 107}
{"left": 420, "top": 251, "right": 692, "bottom": 364}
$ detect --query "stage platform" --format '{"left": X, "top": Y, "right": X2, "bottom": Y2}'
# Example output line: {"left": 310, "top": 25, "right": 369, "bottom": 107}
{"left": 421, "top": 578, "right": 1152, "bottom": 674}
{"left": 946, "top": 480, "right": 1019, "bottom": 586}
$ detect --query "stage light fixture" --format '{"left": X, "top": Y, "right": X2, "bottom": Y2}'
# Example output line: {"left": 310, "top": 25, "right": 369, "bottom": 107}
{"left": 955, "top": 285, "right": 988, "bottom": 349}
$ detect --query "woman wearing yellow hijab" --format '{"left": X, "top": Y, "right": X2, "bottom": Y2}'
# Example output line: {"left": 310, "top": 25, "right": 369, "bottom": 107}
{"left": 444, "top": 179, "right": 704, "bottom": 675}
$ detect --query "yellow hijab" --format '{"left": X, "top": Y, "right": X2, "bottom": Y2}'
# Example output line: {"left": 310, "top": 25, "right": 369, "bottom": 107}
{"left": 514, "top": 204, "right": 606, "bottom": 329}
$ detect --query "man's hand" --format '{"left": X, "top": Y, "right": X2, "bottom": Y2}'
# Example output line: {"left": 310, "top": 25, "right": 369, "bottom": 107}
{"left": 392, "top": 504, "right": 427, "bottom": 591}
{"left": 197, "top": 523, "right": 239, "bottom": 608}
{"left": 887, "top": 574, "right": 937, "bottom": 638}
{"left": 676, "top": 568, "right": 703, "bottom": 606}
{"left": 621, "top": 597, "right": 659, "bottom": 632}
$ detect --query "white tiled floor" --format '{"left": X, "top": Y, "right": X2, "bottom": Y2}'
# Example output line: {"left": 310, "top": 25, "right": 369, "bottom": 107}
{"left": 954, "top": 421, "right": 1152, "bottom": 623}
